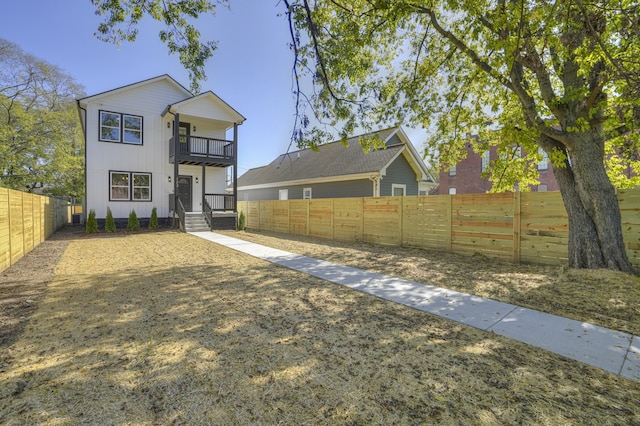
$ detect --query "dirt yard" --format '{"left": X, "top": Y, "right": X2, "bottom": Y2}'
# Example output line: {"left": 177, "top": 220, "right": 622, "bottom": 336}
{"left": 1, "top": 227, "right": 639, "bottom": 425}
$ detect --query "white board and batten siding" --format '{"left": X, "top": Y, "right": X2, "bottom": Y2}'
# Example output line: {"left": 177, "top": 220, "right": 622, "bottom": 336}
{"left": 82, "top": 76, "right": 238, "bottom": 220}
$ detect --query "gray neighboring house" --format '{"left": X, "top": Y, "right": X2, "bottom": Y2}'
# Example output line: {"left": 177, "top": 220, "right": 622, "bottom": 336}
{"left": 236, "top": 127, "right": 437, "bottom": 201}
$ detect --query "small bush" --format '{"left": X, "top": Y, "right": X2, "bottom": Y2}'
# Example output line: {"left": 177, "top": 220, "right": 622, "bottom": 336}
{"left": 237, "top": 211, "right": 246, "bottom": 231}
{"left": 86, "top": 210, "right": 98, "bottom": 234}
{"left": 127, "top": 210, "right": 140, "bottom": 231}
{"left": 105, "top": 207, "right": 116, "bottom": 233}
{"left": 149, "top": 207, "right": 158, "bottom": 230}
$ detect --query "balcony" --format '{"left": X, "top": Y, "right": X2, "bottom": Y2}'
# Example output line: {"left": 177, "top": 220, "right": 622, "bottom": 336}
{"left": 169, "top": 136, "right": 235, "bottom": 166}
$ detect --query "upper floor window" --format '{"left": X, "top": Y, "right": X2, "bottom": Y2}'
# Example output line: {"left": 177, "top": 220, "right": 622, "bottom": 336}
{"left": 481, "top": 150, "right": 490, "bottom": 172}
{"left": 449, "top": 165, "right": 456, "bottom": 176}
{"left": 100, "top": 111, "right": 143, "bottom": 144}
{"left": 538, "top": 147, "right": 549, "bottom": 170}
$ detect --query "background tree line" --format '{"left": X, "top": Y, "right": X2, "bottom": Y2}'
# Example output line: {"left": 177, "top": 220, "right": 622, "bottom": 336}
{"left": 0, "top": 38, "right": 85, "bottom": 198}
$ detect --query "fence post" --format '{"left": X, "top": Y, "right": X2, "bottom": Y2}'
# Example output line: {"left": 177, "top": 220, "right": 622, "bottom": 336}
{"left": 513, "top": 192, "right": 521, "bottom": 263}
{"left": 330, "top": 198, "right": 334, "bottom": 240}
{"left": 398, "top": 196, "right": 404, "bottom": 246}
{"left": 306, "top": 198, "right": 310, "bottom": 236}
{"left": 446, "top": 194, "right": 452, "bottom": 252}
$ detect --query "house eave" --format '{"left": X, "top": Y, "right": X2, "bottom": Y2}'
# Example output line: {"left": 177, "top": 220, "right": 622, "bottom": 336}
{"left": 237, "top": 172, "right": 381, "bottom": 191}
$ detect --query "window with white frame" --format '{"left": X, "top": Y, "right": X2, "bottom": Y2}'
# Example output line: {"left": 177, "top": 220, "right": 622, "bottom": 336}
{"left": 538, "top": 184, "right": 548, "bottom": 192}
{"left": 449, "top": 187, "right": 457, "bottom": 195}
{"left": 538, "top": 147, "right": 549, "bottom": 170}
{"left": 110, "top": 171, "right": 151, "bottom": 201}
{"left": 279, "top": 189, "right": 288, "bottom": 200}
{"left": 100, "top": 111, "right": 143, "bottom": 144}
{"left": 481, "top": 150, "right": 490, "bottom": 172}
{"left": 391, "top": 184, "right": 406, "bottom": 196}
{"left": 303, "top": 187, "right": 312, "bottom": 199}
{"left": 449, "top": 165, "right": 456, "bottom": 176}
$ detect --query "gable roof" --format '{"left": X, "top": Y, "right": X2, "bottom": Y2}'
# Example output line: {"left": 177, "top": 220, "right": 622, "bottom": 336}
{"left": 237, "top": 127, "right": 434, "bottom": 189}
{"left": 164, "top": 90, "right": 246, "bottom": 125}
{"left": 77, "top": 74, "right": 190, "bottom": 104}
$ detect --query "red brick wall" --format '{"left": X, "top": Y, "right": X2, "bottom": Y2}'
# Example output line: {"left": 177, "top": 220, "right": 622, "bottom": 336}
{"left": 439, "top": 145, "right": 559, "bottom": 194}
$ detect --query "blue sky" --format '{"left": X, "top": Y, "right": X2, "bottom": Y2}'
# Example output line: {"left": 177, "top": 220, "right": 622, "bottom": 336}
{"left": 0, "top": 1, "right": 428, "bottom": 174}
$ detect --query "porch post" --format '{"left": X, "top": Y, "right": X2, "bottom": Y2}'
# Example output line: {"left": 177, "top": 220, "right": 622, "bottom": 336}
{"left": 173, "top": 113, "right": 180, "bottom": 224}
{"left": 233, "top": 123, "right": 238, "bottom": 213}
{"left": 201, "top": 162, "right": 205, "bottom": 212}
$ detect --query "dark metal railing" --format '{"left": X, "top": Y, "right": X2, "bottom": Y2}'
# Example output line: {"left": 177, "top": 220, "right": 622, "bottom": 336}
{"left": 203, "top": 197, "right": 213, "bottom": 230}
{"left": 176, "top": 197, "right": 186, "bottom": 231}
{"left": 204, "top": 193, "right": 236, "bottom": 212}
{"left": 170, "top": 136, "right": 235, "bottom": 160}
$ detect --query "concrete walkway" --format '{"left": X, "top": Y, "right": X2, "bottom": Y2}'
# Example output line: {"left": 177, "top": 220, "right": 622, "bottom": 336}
{"left": 190, "top": 231, "right": 640, "bottom": 382}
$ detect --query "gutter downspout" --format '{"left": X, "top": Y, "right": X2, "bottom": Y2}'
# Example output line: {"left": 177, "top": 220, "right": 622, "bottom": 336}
{"left": 233, "top": 123, "right": 238, "bottom": 214}
{"left": 76, "top": 100, "right": 88, "bottom": 222}
{"left": 164, "top": 106, "right": 180, "bottom": 228}
{"left": 173, "top": 113, "right": 180, "bottom": 226}
{"left": 369, "top": 174, "right": 381, "bottom": 197}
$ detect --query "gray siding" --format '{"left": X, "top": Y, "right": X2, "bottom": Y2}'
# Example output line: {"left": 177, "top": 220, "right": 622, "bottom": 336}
{"left": 385, "top": 134, "right": 402, "bottom": 147}
{"left": 238, "top": 178, "right": 374, "bottom": 201}
{"left": 380, "top": 154, "right": 419, "bottom": 196}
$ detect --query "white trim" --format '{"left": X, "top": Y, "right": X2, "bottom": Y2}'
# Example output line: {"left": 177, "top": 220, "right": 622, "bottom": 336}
{"left": 379, "top": 147, "right": 405, "bottom": 177}
{"left": 395, "top": 127, "right": 436, "bottom": 182}
{"left": 370, "top": 175, "right": 381, "bottom": 197}
{"left": 237, "top": 172, "right": 379, "bottom": 191}
{"left": 166, "top": 91, "right": 246, "bottom": 124}
{"left": 278, "top": 189, "right": 288, "bottom": 200}
{"left": 303, "top": 187, "right": 312, "bottom": 199}
{"left": 391, "top": 184, "right": 406, "bottom": 196}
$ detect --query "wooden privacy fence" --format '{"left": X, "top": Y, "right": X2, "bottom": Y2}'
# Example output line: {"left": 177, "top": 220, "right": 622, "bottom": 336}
{"left": 238, "top": 189, "right": 640, "bottom": 269}
{"left": 0, "top": 188, "right": 67, "bottom": 273}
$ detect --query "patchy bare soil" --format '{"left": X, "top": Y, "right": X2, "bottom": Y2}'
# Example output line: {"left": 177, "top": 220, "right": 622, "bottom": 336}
{"left": 0, "top": 227, "right": 639, "bottom": 425}
{"left": 221, "top": 230, "right": 640, "bottom": 336}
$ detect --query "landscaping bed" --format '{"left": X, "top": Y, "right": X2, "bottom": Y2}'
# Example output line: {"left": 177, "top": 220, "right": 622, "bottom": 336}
{"left": 0, "top": 228, "right": 638, "bottom": 424}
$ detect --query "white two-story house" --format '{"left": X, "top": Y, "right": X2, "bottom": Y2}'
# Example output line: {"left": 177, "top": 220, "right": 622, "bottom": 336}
{"left": 77, "top": 75, "right": 245, "bottom": 230}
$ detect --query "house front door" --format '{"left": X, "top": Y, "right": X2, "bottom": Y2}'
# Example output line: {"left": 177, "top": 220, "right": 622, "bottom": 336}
{"left": 177, "top": 175, "right": 192, "bottom": 212}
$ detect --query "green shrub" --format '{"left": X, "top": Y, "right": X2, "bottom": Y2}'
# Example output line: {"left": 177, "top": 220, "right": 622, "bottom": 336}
{"left": 127, "top": 209, "right": 140, "bottom": 231}
{"left": 149, "top": 207, "right": 158, "bottom": 230}
{"left": 237, "top": 211, "right": 246, "bottom": 231}
{"left": 105, "top": 207, "right": 116, "bottom": 233}
{"left": 86, "top": 209, "right": 98, "bottom": 234}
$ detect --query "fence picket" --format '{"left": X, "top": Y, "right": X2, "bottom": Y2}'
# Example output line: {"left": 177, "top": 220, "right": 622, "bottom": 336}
{"left": 239, "top": 191, "right": 640, "bottom": 267}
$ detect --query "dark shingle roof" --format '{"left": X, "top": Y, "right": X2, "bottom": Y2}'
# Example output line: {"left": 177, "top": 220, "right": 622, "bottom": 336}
{"left": 237, "top": 128, "right": 405, "bottom": 187}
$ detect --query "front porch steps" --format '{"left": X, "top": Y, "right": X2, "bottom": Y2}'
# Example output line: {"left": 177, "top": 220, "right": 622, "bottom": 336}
{"left": 183, "top": 212, "right": 210, "bottom": 232}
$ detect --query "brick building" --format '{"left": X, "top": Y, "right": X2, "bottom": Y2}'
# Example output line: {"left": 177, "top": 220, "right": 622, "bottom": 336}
{"left": 438, "top": 142, "right": 560, "bottom": 195}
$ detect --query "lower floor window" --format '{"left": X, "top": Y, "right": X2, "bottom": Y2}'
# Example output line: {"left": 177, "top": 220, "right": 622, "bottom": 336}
{"left": 303, "top": 187, "right": 312, "bottom": 199}
{"left": 110, "top": 171, "right": 151, "bottom": 201}
{"left": 391, "top": 184, "right": 406, "bottom": 196}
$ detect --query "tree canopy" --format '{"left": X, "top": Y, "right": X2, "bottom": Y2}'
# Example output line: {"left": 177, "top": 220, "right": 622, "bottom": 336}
{"left": 91, "top": 0, "right": 226, "bottom": 93}
{"left": 0, "top": 39, "right": 85, "bottom": 197}
{"left": 283, "top": 0, "right": 639, "bottom": 188}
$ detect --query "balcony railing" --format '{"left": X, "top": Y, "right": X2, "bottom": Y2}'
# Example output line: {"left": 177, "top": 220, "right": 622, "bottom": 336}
{"left": 204, "top": 193, "right": 236, "bottom": 211}
{"left": 170, "top": 136, "right": 235, "bottom": 164}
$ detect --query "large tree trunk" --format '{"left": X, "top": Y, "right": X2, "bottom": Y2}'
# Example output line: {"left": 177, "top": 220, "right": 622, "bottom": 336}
{"left": 549, "top": 134, "right": 634, "bottom": 273}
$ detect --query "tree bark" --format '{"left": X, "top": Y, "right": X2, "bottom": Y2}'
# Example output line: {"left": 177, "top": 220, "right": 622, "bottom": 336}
{"left": 549, "top": 134, "right": 635, "bottom": 273}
